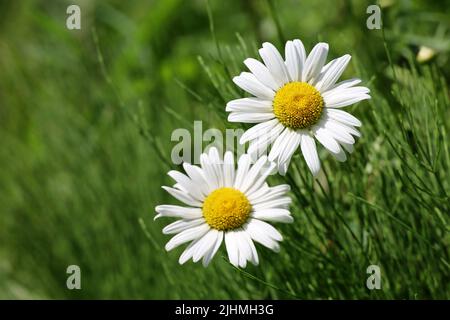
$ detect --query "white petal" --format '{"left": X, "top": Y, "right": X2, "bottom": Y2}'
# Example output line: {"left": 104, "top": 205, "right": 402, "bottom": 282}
{"left": 225, "top": 231, "right": 239, "bottom": 267}
{"left": 233, "top": 72, "right": 275, "bottom": 100}
{"left": 240, "top": 155, "right": 268, "bottom": 194}
{"left": 284, "top": 41, "right": 300, "bottom": 82}
{"left": 208, "top": 147, "right": 224, "bottom": 186}
{"left": 278, "top": 153, "right": 294, "bottom": 176}
{"left": 245, "top": 162, "right": 276, "bottom": 196}
{"left": 235, "top": 229, "right": 251, "bottom": 268}
{"left": 300, "top": 133, "right": 321, "bottom": 176}
{"left": 240, "top": 118, "right": 279, "bottom": 144}
{"left": 165, "top": 224, "right": 210, "bottom": 251}
{"left": 285, "top": 39, "right": 306, "bottom": 82}
{"left": 241, "top": 231, "right": 259, "bottom": 265}
{"left": 340, "top": 141, "right": 354, "bottom": 153}
{"left": 182, "top": 163, "right": 211, "bottom": 195}
{"left": 302, "top": 42, "right": 329, "bottom": 83}
{"left": 246, "top": 183, "right": 271, "bottom": 203}
{"left": 193, "top": 229, "right": 219, "bottom": 263}
{"left": 226, "top": 97, "right": 273, "bottom": 113}
{"left": 247, "top": 123, "right": 284, "bottom": 159}
{"left": 331, "top": 147, "right": 347, "bottom": 162}
{"left": 250, "top": 219, "right": 283, "bottom": 241}
{"left": 178, "top": 238, "right": 201, "bottom": 265}
{"left": 200, "top": 154, "right": 219, "bottom": 190}
{"left": 161, "top": 187, "right": 202, "bottom": 207}
{"left": 202, "top": 231, "right": 223, "bottom": 267}
{"left": 315, "top": 54, "right": 351, "bottom": 92}
{"left": 313, "top": 126, "right": 341, "bottom": 154}
{"left": 252, "top": 197, "right": 291, "bottom": 210}
{"left": 323, "top": 85, "right": 370, "bottom": 99}
{"left": 278, "top": 130, "right": 301, "bottom": 168}
{"left": 259, "top": 42, "right": 290, "bottom": 85}
{"left": 293, "top": 39, "right": 306, "bottom": 72}
{"left": 324, "top": 78, "right": 361, "bottom": 94}
{"left": 244, "top": 58, "right": 280, "bottom": 91}
{"left": 155, "top": 205, "right": 203, "bottom": 220}
{"left": 162, "top": 218, "right": 205, "bottom": 234}
{"left": 324, "top": 119, "right": 360, "bottom": 145}
{"left": 228, "top": 112, "right": 275, "bottom": 123}
{"left": 253, "top": 208, "right": 293, "bottom": 223}
{"left": 244, "top": 219, "right": 281, "bottom": 252}
{"left": 223, "top": 151, "right": 235, "bottom": 187}
{"left": 324, "top": 92, "right": 370, "bottom": 109}
{"left": 249, "top": 184, "right": 290, "bottom": 204}
{"left": 325, "top": 109, "right": 362, "bottom": 127}
{"left": 168, "top": 170, "right": 204, "bottom": 201}
{"left": 233, "top": 153, "right": 251, "bottom": 189}
{"left": 268, "top": 127, "right": 291, "bottom": 162}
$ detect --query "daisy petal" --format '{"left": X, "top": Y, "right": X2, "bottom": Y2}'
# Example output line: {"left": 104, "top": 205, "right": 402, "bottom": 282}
{"left": 240, "top": 118, "right": 279, "bottom": 144}
{"left": 233, "top": 72, "right": 275, "bottom": 100}
{"left": 233, "top": 153, "right": 251, "bottom": 189}
{"left": 155, "top": 205, "right": 203, "bottom": 220}
{"left": 161, "top": 187, "right": 203, "bottom": 207}
{"left": 193, "top": 229, "right": 219, "bottom": 263}
{"left": 324, "top": 92, "right": 370, "bottom": 108}
{"left": 244, "top": 219, "right": 280, "bottom": 252}
{"left": 331, "top": 147, "right": 347, "bottom": 162}
{"left": 259, "top": 42, "right": 290, "bottom": 85}
{"left": 249, "top": 185, "right": 290, "bottom": 204}
{"left": 240, "top": 155, "right": 268, "bottom": 193}
{"left": 244, "top": 58, "right": 280, "bottom": 91}
{"left": 202, "top": 231, "right": 223, "bottom": 267}
{"left": 300, "top": 133, "right": 321, "bottom": 176}
{"left": 242, "top": 231, "right": 259, "bottom": 265}
{"left": 325, "top": 78, "right": 361, "bottom": 94}
{"left": 223, "top": 151, "right": 235, "bottom": 187}
{"left": 182, "top": 163, "right": 211, "bottom": 195}
{"left": 226, "top": 97, "right": 273, "bottom": 113}
{"left": 315, "top": 54, "right": 351, "bottom": 92}
{"left": 313, "top": 126, "right": 341, "bottom": 154}
{"left": 325, "top": 109, "right": 362, "bottom": 127}
{"left": 165, "top": 224, "right": 210, "bottom": 251}
{"left": 162, "top": 218, "right": 205, "bottom": 234}
{"left": 225, "top": 231, "right": 239, "bottom": 267}
{"left": 168, "top": 170, "right": 204, "bottom": 201}
{"left": 278, "top": 130, "right": 301, "bottom": 170}
{"left": 303, "top": 42, "right": 329, "bottom": 83}
{"left": 285, "top": 40, "right": 300, "bottom": 82}
{"left": 247, "top": 123, "right": 284, "bottom": 159}
{"left": 340, "top": 141, "right": 354, "bottom": 153}
{"left": 268, "top": 127, "right": 291, "bottom": 162}
{"left": 253, "top": 208, "right": 293, "bottom": 223}
{"left": 252, "top": 197, "right": 291, "bottom": 210}
{"left": 228, "top": 112, "right": 275, "bottom": 123}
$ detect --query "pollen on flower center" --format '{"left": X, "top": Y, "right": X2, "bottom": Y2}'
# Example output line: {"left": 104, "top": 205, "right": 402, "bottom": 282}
{"left": 202, "top": 187, "right": 251, "bottom": 231}
{"left": 273, "top": 81, "right": 324, "bottom": 129}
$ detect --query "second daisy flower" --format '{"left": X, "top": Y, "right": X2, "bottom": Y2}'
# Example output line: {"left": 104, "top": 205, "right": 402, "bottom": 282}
{"left": 227, "top": 40, "right": 371, "bottom": 176}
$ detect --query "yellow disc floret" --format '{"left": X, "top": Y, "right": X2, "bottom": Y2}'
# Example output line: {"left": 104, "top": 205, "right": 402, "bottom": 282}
{"left": 273, "top": 81, "right": 324, "bottom": 129}
{"left": 202, "top": 187, "right": 251, "bottom": 231}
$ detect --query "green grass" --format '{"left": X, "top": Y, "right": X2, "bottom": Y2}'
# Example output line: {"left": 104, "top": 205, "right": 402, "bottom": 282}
{"left": 0, "top": 0, "right": 449, "bottom": 299}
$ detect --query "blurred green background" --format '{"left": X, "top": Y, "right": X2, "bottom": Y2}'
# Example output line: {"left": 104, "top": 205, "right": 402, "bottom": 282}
{"left": 0, "top": 0, "right": 449, "bottom": 299}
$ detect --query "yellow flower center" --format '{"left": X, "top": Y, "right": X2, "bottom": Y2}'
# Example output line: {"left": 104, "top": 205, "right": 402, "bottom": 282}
{"left": 202, "top": 187, "right": 251, "bottom": 231}
{"left": 273, "top": 81, "right": 324, "bottom": 129}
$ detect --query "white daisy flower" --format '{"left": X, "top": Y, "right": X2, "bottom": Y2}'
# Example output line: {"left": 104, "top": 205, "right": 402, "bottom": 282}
{"left": 154, "top": 147, "right": 293, "bottom": 268}
{"left": 227, "top": 40, "right": 371, "bottom": 176}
